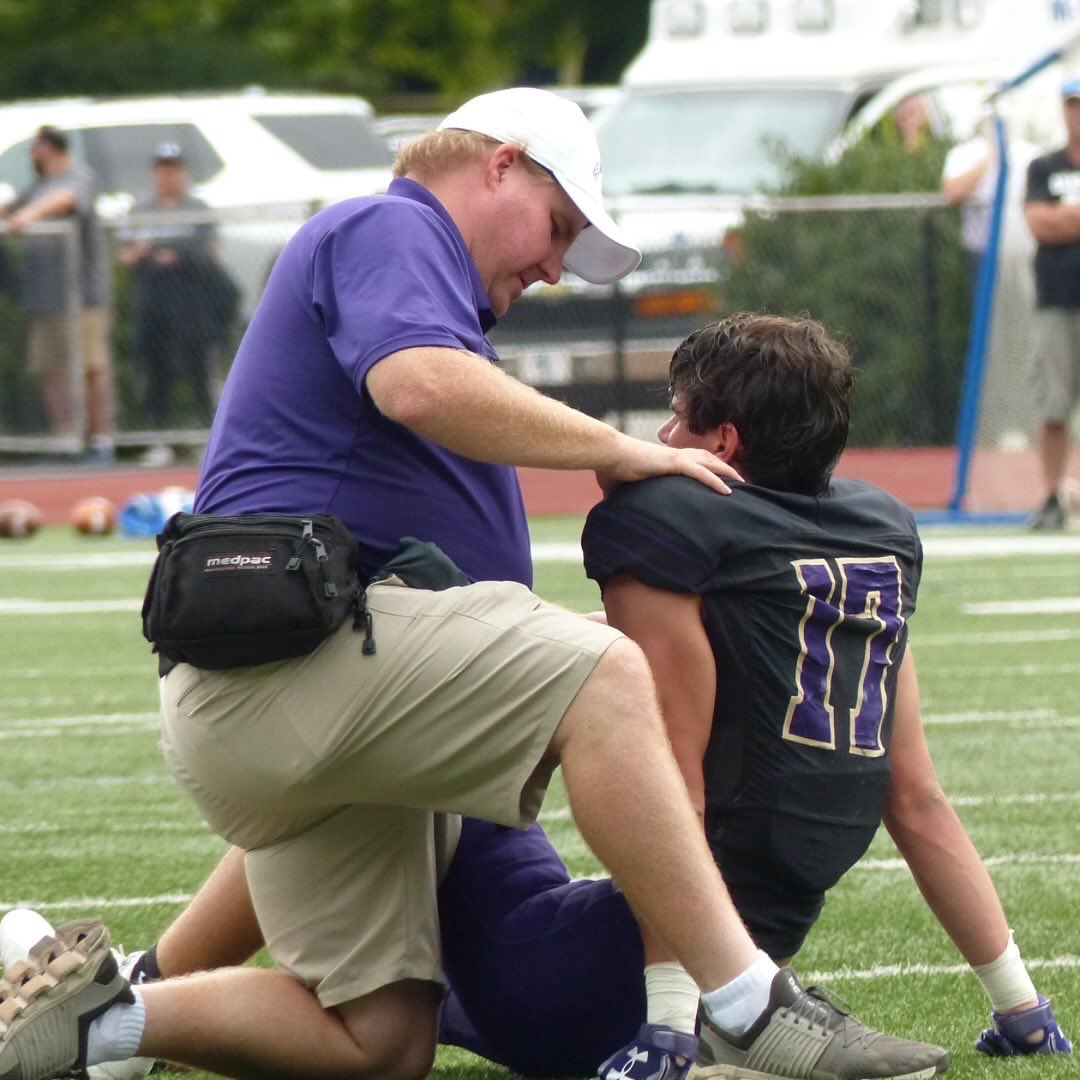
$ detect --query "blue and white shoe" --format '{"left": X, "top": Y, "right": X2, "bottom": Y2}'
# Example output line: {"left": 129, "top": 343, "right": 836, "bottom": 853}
{"left": 976, "top": 996, "right": 1072, "bottom": 1055}
{"left": 597, "top": 1023, "right": 699, "bottom": 1080}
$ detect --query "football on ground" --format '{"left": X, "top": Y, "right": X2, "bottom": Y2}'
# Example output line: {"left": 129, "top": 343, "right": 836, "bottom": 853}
{"left": 0, "top": 498, "right": 44, "bottom": 538}
{"left": 70, "top": 495, "right": 118, "bottom": 536}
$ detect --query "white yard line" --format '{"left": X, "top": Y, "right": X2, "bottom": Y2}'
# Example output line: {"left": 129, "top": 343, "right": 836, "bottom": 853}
{"left": 801, "top": 955, "right": 1080, "bottom": 983}
{"left": 0, "top": 712, "right": 160, "bottom": 730}
{"left": 1, "top": 532, "right": 1078, "bottom": 577}
{"left": 965, "top": 597, "right": 1080, "bottom": 615}
{"left": 0, "top": 598, "right": 142, "bottom": 614}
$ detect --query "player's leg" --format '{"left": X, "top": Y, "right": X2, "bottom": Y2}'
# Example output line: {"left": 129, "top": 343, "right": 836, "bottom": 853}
{"left": 438, "top": 818, "right": 644, "bottom": 1076}
{"left": 551, "top": 636, "right": 948, "bottom": 1079}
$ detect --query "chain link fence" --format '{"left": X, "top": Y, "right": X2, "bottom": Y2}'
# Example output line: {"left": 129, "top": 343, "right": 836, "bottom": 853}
{"left": 1, "top": 194, "right": 1021, "bottom": 461}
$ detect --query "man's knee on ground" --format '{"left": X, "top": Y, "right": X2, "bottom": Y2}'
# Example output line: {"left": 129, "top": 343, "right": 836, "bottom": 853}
{"left": 336, "top": 979, "right": 440, "bottom": 1080}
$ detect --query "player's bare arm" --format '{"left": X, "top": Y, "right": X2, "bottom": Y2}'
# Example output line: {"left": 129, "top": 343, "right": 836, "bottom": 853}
{"left": 601, "top": 576, "right": 716, "bottom": 823}
{"left": 882, "top": 649, "right": 1022, "bottom": 974}
{"left": 367, "top": 346, "right": 738, "bottom": 494}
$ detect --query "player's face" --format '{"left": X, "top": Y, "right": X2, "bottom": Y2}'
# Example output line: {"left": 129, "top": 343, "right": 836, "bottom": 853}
{"left": 657, "top": 396, "right": 714, "bottom": 451}
{"left": 472, "top": 152, "right": 586, "bottom": 317}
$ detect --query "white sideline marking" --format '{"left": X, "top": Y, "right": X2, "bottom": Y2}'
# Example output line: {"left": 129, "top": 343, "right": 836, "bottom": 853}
{"left": 0, "top": 821, "right": 202, "bottom": 835}
{"left": 854, "top": 853, "right": 1080, "bottom": 871}
{"left": 965, "top": 597, "right": 1080, "bottom": 615}
{"left": 922, "top": 536, "right": 1080, "bottom": 557}
{"left": 923, "top": 708, "right": 1057, "bottom": 725}
{"left": 916, "top": 628, "right": 1080, "bottom": 645}
{"left": 0, "top": 774, "right": 169, "bottom": 791}
{"left": 802, "top": 955, "right": 1080, "bottom": 984}
{"left": 950, "top": 791, "right": 1080, "bottom": 807}
{"left": 0, "top": 598, "right": 141, "bottom": 615}
{"left": 0, "top": 533, "right": 1078, "bottom": 577}
{"left": 0, "top": 551, "right": 156, "bottom": 571}
{"left": 0, "top": 893, "right": 194, "bottom": 915}
{"left": 0, "top": 712, "right": 159, "bottom": 732}
{"left": 3, "top": 665, "right": 151, "bottom": 679}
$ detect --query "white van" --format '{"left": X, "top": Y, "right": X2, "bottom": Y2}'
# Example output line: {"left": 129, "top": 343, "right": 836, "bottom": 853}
{"left": 0, "top": 89, "right": 394, "bottom": 315}
{"left": 597, "top": 0, "right": 1080, "bottom": 222}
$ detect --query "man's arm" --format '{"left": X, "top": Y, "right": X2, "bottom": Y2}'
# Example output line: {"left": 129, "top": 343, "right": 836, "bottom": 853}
{"left": 4, "top": 187, "right": 78, "bottom": 234}
{"left": 1024, "top": 199, "right": 1080, "bottom": 245}
{"left": 882, "top": 649, "right": 1020, "bottom": 972}
{"left": 601, "top": 576, "right": 715, "bottom": 821}
{"left": 366, "top": 346, "right": 739, "bottom": 494}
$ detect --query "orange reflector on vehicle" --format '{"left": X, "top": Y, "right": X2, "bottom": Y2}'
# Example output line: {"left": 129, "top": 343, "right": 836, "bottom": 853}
{"left": 633, "top": 289, "right": 716, "bottom": 318}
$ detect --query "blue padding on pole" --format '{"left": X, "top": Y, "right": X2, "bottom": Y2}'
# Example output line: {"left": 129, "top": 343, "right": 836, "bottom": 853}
{"left": 947, "top": 115, "right": 1010, "bottom": 513}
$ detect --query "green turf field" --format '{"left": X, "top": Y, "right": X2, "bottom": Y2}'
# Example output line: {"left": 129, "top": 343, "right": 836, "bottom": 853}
{"left": 1, "top": 518, "right": 1077, "bottom": 1080}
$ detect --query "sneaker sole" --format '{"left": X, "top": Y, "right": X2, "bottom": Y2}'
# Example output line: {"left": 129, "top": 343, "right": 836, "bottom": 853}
{"left": 0, "top": 920, "right": 133, "bottom": 1080}
{"left": 691, "top": 1064, "right": 943, "bottom": 1080}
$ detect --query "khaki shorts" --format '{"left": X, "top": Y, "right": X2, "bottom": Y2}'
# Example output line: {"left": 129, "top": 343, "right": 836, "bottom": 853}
{"left": 1031, "top": 308, "right": 1080, "bottom": 422}
{"left": 159, "top": 578, "right": 621, "bottom": 1006}
{"left": 26, "top": 307, "right": 110, "bottom": 377}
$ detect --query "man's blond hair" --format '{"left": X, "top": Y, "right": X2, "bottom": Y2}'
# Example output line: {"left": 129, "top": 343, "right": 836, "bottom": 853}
{"left": 393, "top": 129, "right": 554, "bottom": 187}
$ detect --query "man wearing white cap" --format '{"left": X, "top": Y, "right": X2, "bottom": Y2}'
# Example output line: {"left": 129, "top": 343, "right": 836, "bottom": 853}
{"left": 0, "top": 89, "right": 947, "bottom": 1080}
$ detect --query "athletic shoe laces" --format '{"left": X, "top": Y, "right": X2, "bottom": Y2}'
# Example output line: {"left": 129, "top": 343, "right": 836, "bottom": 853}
{"left": 794, "top": 986, "right": 882, "bottom": 1050}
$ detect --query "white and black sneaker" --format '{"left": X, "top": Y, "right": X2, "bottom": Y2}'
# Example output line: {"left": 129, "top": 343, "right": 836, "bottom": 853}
{"left": 694, "top": 967, "right": 949, "bottom": 1080}
{"left": 0, "top": 920, "right": 134, "bottom": 1080}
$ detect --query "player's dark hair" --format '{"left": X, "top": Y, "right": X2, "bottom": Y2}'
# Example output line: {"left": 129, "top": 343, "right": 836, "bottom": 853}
{"left": 668, "top": 313, "right": 854, "bottom": 495}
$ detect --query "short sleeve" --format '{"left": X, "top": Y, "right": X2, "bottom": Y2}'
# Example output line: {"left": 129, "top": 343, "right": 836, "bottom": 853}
{"left": 311, "top": 201, "right": 485, "bottom": 391}
{"left": 1025, "top": 154, "right": 1052, "bottom": 204}
{"left": 583, "top": 480, "right": 714, "bottom": 595}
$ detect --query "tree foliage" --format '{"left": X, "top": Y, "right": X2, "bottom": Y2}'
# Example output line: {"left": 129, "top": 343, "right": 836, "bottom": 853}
{"left": 0, "top": 0, "right": 649, "bottom": 106}
{"left": 721, "top": 126, "right": 969, "bottom": 448}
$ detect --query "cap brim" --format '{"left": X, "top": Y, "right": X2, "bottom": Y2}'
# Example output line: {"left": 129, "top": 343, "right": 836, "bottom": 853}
{"left": 557, "top": 173, "right": 641, "bottom": 284}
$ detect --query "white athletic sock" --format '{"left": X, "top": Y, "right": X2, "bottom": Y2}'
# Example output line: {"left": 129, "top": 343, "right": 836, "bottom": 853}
{"left": 86, "top": 987, "right": 146, "bottom": 1068}
{"left": 972, "top": 932, "right": 1039, "bottom": 1013}
{"left": 645, "top": 961, "right": 700, "bottom": 1034}
{"left": 700, "top": 950, "right": 779, "bottom": 1037}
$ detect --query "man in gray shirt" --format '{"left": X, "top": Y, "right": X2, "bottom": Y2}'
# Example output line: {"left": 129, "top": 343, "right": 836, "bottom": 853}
{"left": 0, "top": 125, "right": 113, "bottom": 462}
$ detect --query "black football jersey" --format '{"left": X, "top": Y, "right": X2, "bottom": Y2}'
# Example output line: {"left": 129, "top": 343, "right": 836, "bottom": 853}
{"left": 582, "top": 476, "right": 922, "bottom": 832}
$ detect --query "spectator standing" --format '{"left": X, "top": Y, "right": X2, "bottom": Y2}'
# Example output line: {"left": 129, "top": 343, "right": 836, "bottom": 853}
{"left": 0, "top": 125, "right": 113, "bottom": 462}
{"left": 117, "top": 143, "right": 237, "bottom": 467}
{"left": 943, "top": 115, "right": 1038, "bottom": 292}
{"left": 1023, "top": 79, "right": 1080, "bottom": 530}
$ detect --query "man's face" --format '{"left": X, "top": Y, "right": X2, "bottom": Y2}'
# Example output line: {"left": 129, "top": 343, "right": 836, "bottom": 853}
{"left": 470, "top": 150, "right": 587, "bottom": 317}
{"left": 153, "top": 161, "right": 188, "bottom": 198}
{"left": 656, "top": 395, "right": 713, "bottom": 451}
{"left": 29, "top": 139, "right": 51, "bottom": 178}
{"left": 1064, "top": 98, "right": 1080, "bottom": 140}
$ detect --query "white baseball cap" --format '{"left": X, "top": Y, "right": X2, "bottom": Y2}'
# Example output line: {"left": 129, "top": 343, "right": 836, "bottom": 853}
{"left": 438, "top": 87, "right": 641, "bottom": 284}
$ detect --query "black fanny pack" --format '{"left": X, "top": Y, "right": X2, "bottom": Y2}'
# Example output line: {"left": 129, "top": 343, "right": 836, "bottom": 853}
{"left": 142, "top": 512, "right": 369, "bottom": 670}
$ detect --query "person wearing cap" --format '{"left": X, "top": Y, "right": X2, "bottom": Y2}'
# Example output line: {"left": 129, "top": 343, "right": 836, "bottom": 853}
{"left": 116, "top": 143, "right": 238, "bottom": 466}
{"left": 1022, "top": 79, "right": 1080, "bottom": 530}
{"left": 0, "top": 90, "right": 949, "bottom": 1080}
{"left": 0, "top": 124, "right": 113, "bottom": 462}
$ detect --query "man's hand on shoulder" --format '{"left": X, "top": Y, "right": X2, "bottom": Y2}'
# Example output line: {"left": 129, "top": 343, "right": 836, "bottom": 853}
{"left": 594, "top": 435, "right": 741, "bottom": 496}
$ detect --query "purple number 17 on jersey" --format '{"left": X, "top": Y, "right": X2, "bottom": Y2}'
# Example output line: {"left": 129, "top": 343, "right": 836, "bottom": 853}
{"left": 782, "top": 556, "right": 905, "bottom": 756}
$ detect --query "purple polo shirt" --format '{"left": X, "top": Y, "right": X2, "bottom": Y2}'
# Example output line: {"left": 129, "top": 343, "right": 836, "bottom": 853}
{"left": 195, "top": 178, "right": 532, "bottom": 585}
